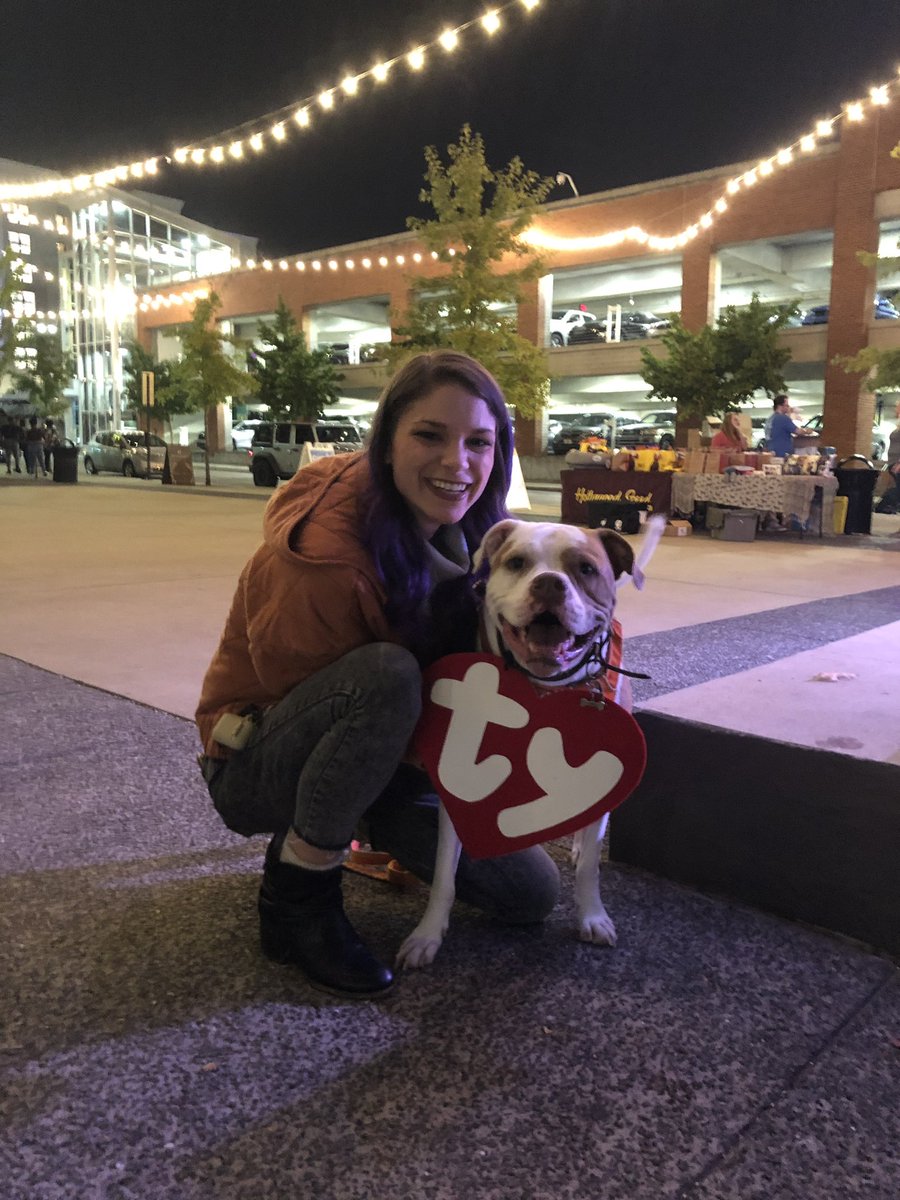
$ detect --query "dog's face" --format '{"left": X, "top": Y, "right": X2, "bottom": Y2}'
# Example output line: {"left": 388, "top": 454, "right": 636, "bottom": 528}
{"left": 474, "top": 520, "right": 641, "bottom": 681}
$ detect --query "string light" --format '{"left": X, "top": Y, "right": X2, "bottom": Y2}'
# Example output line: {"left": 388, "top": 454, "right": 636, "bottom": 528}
{"left": 0, "top": 0, "right": 548, "bottom": 201}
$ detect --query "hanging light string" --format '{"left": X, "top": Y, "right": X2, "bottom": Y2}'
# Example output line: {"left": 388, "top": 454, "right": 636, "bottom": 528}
{"left": 522, "top": 80, "right": 898, "bottom": 254}
{"left": 131, "top": 76, "right": 900, "bottom": 310}
{"left": 0, "top": 0, "right": 544, "bottom": 203}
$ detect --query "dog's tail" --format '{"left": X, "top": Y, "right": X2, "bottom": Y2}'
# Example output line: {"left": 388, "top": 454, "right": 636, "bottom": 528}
{"left": 619, "top": 513, "right": 666, "bottom": 591}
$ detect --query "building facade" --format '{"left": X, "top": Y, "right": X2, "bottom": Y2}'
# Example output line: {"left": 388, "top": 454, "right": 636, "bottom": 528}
{"left": 130, "top": 102, "right": 900, "bottom": 458}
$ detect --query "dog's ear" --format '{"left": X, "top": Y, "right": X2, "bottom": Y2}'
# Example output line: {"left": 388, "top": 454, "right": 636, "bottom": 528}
{"left": 593, "top": 528, "right": 643, "bottom": 587}
{"left": 473, "top": 519, "right": 521, "bottom": 570}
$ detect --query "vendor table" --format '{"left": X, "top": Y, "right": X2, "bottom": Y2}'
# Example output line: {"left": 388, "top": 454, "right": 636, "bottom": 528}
{"left": 671, "top": 472, "right": 838, "bottom": 535}
{"left": 561, "top": 469, "right": 673, "bottom": 526}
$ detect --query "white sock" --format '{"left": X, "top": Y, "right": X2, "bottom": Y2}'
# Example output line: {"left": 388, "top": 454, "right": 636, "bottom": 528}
{"left": 279, "top": 835, "right": 346, "bottom": 871}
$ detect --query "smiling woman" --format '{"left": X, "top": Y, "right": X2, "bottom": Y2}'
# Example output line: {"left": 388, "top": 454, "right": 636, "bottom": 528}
{"left": 194, "top": 349, "right": 560, "bottom": 1000}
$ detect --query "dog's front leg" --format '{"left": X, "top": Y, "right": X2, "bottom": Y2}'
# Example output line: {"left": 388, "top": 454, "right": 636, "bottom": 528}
{"left": 572, "top": 814, "right": 616, "bottom": 945}
{"left": 396, "top": 804, "right": 461, "bottom": 969}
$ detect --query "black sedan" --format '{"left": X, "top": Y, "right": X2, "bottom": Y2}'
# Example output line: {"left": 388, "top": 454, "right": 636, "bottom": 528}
{"left": 546, "top": 423, "right": 612, "bottom": 455}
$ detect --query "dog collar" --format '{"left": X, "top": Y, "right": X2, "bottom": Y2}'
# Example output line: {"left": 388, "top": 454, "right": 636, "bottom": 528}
{"left": 495, "top": 627, "right": 650, "bottom": 687}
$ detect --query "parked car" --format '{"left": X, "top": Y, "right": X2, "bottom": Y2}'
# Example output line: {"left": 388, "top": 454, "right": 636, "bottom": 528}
{"left": 83, "top": 430, "right": 166, "bottom": 477}
{"left": 801, "top": 295, "right": 900, "bottom": 325}
{"left": 614, "top": 410, "right": 677, "bottom": 450}
{"left": 359, "top": 342, "right": 389, "bottom": 363}
{"left": 319, "top": 342, "right": 350, "bottom": 364}
{"left": 546, "top": 422, "right": 613, "bottom": 456}
{"left": 249, "top": 419, "right": 363, "bottom": 486}
{"left": 549, "top": 308, "right": 597, "bottom": 347}
{"left": 802, "top": 413, "right": 885, "bottom": 459}
{"left": 751, "top": 416, "right": 769, "bottom": 450}
{"left": 231, "top": 419, "right": 261, "bottom": 451}
{"left": 567, "top": 311, "right": 671, "bottom": 344}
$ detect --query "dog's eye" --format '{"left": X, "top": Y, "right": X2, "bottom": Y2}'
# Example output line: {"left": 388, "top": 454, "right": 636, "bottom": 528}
{"left": 578, "top": 561, "right": 598, "bottom": 576}
{"left": 505, "top": 555, "right": 526, "bottom": 571}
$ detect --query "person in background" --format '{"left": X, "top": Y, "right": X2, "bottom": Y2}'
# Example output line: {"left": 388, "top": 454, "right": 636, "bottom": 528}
{"left": 1, "top": 410, "right": 22, "bottom": 473}
{"left": 874, "top": 398, "right": 900, "bottom": 514}
{"left": 710, "top": 412, "right": 748, "bottom": 451}
{"left": 195, "top": 351, "right": 559, "bottom": 999}
{"left": 766, "top": 394, "right": 799, "bottom": 459}
{"left": 24, "top": 416, "right": 48, "bottom": 478}
{"left": 43, "top": 419, "right": 60, "bottom": 474}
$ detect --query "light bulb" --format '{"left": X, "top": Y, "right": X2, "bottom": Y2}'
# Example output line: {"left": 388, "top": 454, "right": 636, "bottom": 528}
{"left": 440, "top": 30, "right": 459, "bottom": 51}
{"left": 482, "top": 11, "right": 501, "bottom": 35}
{"left": 408, "top": 48, "right": 425, "bottom": 70}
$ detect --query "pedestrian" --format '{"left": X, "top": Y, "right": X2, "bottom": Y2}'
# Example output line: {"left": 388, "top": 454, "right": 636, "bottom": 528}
{"left": 196, "top": 350, "right": 558, "bottom": 998}
{"left": 43, "top": 419, "right": 60, "bottom": 474}
{"left": 766, "top": 394, "right": 799, "bottom": 459}
{"left": 710, "top": 411, "right": 748, "bottom": 451}
{"left": 1, "top": 410, "right": 22, "bottom": 473}
{"left": 24, "top": 416, "right": 48, "bottom": 478}
{"left": 874, "top": 398, "right": 900, "bottom": 514}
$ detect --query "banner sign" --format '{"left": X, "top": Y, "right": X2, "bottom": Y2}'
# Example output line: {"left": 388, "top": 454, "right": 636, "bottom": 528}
{"left": 412, "top": 653, "right": 646, "bottom": 859}
{"left": 162, "top": 443, "right": 195, "bottom": 485}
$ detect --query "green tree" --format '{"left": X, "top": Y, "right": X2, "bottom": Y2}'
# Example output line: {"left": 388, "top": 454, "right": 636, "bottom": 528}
{"left": 163, "top": 292, "right": 257, "bottom": 485}
{"left": 251, "top": 297, "right": 343, "bottom": 420}
{"left": 390, "top": 125, "right": 555, "bottom": 418}
{"left": 837, "top": 344, "right": 900, "bottom": 393}
{"left": 13, "top": 332, "right": 74, "bottom": 419}
{"left": 0, "top": 246, "right": 31, "bottom": 385}
{"left": 640, "top": 294, "right": 797, "bottom": 424}
{"left": 121, "top": 340, "right": 191, "bottom": 438}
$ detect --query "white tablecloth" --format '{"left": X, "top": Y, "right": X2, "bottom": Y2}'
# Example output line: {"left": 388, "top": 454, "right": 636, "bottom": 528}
{"left": 671, "top": 473, "right": 838, "bottom": 531}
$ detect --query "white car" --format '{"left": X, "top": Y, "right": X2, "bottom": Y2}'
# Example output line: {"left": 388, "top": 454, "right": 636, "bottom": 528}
{"left": 549, "top": 309, "right": 597, "bottom": 347}
{"left": 231, "top": 419, "right": 261, "bottom": 451}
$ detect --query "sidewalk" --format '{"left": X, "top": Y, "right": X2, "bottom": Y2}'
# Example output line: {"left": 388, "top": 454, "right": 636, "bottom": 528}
{"left": 1, "top": 475, "right": 898, "bottom": 1199}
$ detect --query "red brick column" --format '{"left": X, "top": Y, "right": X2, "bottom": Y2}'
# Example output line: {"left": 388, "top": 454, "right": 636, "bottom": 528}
{"left": 514, "top": 276, "right": 552, "bottom": 456}
{"left": 680, "top": 237, "right": 715, "bottom": 332}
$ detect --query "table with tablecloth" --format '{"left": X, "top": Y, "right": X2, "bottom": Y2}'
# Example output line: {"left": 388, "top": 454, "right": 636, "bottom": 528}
{"left": 671, "top": 472, "right": 838, "bottom": 534}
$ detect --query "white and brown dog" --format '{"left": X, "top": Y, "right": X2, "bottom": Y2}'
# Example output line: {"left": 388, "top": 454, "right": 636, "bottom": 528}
{"left": 397, "top": 515, "right": 664, "bottom": 969}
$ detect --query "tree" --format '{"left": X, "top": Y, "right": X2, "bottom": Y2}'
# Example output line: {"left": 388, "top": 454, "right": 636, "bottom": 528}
{"left": 162, "top": 291, "right": 258, "bottom": 485}
{"left": 390, "top": 125, "right": 555, "bottom": 418}
{"left": 250, "top": 297, "right": 343, "bottom": 420}
{"left": 0, "top": 246, "right": 31, "bottom": 386}
{"left": 121, "top": 340, "right": 191, "bottom": 438}
{"left": 13, "top": 332, "right": 74, "bottom": 419}
{"left": 640, "top": 294, "right": 797, "bottom": 423}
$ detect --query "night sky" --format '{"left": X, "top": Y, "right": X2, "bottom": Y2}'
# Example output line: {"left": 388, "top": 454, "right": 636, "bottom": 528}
{"left": 4, "top": 0, "right": 900, "bottom": 256}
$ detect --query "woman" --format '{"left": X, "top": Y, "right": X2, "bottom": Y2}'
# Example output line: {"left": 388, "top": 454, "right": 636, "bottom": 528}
{"left": 710, "top": 412, "right": 747, "bottom": 451}
{"left": 196, "top": 351, "right": 559, "bottom": 998}
{"left": 874, "top": 399, "right": 900, "bottom": 514}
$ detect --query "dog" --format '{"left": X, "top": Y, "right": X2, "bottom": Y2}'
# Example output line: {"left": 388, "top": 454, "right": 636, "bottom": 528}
{"left": 397, "top": 515, "right": 665, "bottom": 969}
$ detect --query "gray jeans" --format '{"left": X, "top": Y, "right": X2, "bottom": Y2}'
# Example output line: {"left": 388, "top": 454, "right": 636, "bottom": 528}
{"left": 207, "top": 642, "right": 559, "bottom": 924}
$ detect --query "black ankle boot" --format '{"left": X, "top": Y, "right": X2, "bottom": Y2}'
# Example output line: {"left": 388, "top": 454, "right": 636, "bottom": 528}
{"left": 258, "top": 835, "right": 394, "bottom": 998}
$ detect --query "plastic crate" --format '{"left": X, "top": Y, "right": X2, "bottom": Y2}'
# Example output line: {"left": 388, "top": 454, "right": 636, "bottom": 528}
{"left": 710, "top": 512, "right": 758, "bottom": 542}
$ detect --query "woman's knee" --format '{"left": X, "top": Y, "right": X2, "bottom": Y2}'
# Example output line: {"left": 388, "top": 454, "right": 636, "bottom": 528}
{"left": 347, "top": 643, "right": 422, "bottom": 723}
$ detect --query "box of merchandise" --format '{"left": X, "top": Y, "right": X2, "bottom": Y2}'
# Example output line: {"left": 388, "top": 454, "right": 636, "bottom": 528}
{"left": 663, "top": 519, "right": 693, "bottom": 537}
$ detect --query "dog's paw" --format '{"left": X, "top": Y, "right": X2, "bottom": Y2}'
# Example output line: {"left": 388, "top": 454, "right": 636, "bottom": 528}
{"left": 396, "top": 931, "right": 444, "bottom": 970}
{"left": 576, "top": 907, "right": 617, "bottom": 947}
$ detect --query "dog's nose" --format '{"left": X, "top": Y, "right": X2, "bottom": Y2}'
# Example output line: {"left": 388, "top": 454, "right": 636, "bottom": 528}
{"left": 530, "top": 573, "right": 566, "bottom": 603}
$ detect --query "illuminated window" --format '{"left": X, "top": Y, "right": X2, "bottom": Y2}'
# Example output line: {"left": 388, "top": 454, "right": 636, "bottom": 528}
{"left": 13, "top": 291, "right": 37, "bottom": 318}
{"left": 7, "top": 231, "right": 31, "bottom": 256}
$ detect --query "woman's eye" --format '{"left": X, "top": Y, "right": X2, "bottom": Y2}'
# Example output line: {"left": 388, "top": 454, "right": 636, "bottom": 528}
{"left": 413, "top": 430, "right": 440, "bottom": 442}
{"left": 468, "top": 437, "right": 494, "bottom": 451}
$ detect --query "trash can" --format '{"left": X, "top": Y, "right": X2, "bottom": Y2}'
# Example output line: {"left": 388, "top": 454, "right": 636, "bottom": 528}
{"left": 834, "top": 454, "right": 879, "bottom": 534}
{"left": 52, "top": 439, "right": 79, "bottom": 484}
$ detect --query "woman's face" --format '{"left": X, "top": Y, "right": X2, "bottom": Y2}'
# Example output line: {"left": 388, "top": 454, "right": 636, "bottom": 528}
{"left": 388, "top": 382, "right": 498, "bottom": 537}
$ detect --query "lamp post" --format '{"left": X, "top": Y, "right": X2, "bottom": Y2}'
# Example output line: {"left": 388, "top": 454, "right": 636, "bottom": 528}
{"left": 555, "top": 171, "right": 580, "bottom": 198}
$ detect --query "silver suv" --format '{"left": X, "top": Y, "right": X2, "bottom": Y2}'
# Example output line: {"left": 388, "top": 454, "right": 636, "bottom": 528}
{"left": 249, "top": 419, "right": 363, "bottom": 486}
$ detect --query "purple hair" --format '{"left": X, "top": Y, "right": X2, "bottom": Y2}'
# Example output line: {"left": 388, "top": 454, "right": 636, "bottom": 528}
{"left": 361, "top": 350, "right": 513, "bottom": 636}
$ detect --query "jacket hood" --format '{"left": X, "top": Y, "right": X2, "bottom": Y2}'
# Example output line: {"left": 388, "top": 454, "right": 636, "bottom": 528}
{"left": 261, "top": 452, "right": 369, "bottom": 565}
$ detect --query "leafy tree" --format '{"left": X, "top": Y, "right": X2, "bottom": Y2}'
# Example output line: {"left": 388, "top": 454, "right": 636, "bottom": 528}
{"left": 162, "top": 291, "right": 258, "bottom": 485}
{"left": 640, "top": 294, "right": 797, "bottom": 423}
{"left": 13, "top": 332, "right": 74, "bottom": 419}
{"left": 837, "top": 344, "right": 900, "bottom": 393}
{"left": 250, "top": 297, "right": 343, "bottom": 420}
{"left": 390, "top": 125, "right": 555, "bottom": 418}
{"left": 121, "top": 340, "right": 191, "bottom": 438}
{"left": 0, "top": 246, "right": 31, "bottom": 386}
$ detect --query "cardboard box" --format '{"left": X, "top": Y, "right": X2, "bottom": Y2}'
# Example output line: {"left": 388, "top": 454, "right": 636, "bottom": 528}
{"left": 704, "top": 451, "right": 723, "bottom": 474}
{"left": 663, "top": 520, "right": 692, "bottom": 537}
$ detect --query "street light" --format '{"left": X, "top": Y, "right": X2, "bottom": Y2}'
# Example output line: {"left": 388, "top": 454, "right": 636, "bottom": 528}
{"left": 555, "top": 171, "right": 579, "bottom": 197}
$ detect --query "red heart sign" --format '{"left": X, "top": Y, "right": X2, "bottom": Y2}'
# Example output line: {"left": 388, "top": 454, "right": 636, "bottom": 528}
{"left": 412, "top": 653, "right": 646, "bottom": 859}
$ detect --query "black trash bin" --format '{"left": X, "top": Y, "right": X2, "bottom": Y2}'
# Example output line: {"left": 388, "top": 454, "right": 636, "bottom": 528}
{"left": 52, "top": 439, "right": 79, "bottom": 484}
{"left": 834, "top": 454, "right": 879, "bottom": 534}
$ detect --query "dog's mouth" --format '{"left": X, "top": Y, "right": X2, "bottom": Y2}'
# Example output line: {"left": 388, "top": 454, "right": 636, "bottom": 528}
{"left": 499, "top": 611, "right": 598, "bottom": 677}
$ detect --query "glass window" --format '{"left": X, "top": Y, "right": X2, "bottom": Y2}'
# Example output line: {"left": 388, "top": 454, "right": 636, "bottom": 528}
{"left": 275, "top": 423, "right": 292, "bottom": 443}
{"left": 7, "top": 231, "right": 31, "bottom": 255}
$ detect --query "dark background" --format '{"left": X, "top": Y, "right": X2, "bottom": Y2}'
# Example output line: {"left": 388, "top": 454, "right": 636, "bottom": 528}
{"left": 4, "top": 0, "right": 900, "bottom": 255}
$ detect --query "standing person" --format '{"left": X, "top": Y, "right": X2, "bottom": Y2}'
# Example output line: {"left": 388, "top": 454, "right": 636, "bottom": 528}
{"left": 874, "top": 398, "right": 900, "bottom": 514}
{"left": 24, "top": 416, "right": 48, "bottom": 478}
{"left": 43, "top": 419, "right": 60, "bottom": 474}
{"left": 766, "top": 394, "right": 799, "bottom": 459}
{"left": 710, "top": 412, "right": 748, "bottom": 450}
{"left": 196, "top": 351, "right": 559, "bottom": 998}
{"left": 1, "top": 410, "right": 22, "bottom": 473}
